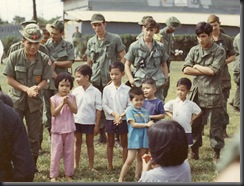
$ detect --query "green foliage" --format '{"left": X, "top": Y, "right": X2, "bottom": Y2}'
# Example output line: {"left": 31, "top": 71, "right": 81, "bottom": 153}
{"left": 172, "top": 34, "right": 198, "bottom": 61}
{"left": 12, "top": 15, "right": 25, "bottom": 24}
{"left": 1, "top": 35, "right": 20, "bottom": 55}
{"left": 0, "top": 17, "right": 8, "bottom": 25}
{"left": 120, "top": 34, "right": 137, "bottom": 51}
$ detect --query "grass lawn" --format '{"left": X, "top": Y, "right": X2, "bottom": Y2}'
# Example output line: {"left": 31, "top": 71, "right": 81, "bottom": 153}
{"left": 0, "top": 61, "right": 240, "bottom": 182}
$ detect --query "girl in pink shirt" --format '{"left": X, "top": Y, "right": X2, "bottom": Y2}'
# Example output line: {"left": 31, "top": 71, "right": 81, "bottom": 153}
{"left": 49, "top": 72, "right": 77, "bottom": 182}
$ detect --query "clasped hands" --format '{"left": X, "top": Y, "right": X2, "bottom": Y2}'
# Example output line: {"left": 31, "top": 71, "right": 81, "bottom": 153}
{"left": 26, "top": 85, "right": 39, "bottom": 97}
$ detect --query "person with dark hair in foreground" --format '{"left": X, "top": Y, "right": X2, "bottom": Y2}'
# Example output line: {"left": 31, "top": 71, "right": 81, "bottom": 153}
{"left": 139, "top": 120, "right": 191, "bottom": 182}
{"left": 0, "top": 92, "right": 35, "bottom": 182}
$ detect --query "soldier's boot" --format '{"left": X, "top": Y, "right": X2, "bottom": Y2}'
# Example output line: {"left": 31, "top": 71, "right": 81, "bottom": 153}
{"left": 213, "top": 149, "right": 220, "bottom": 163}
{"left": 98, "top": 127, "right": 107, "bottom": 143}
{"left": 223, "top": 125, "right": 229, "bottom": 138}
{"left": 33, "top": 156, "right": 39, "bottom": 173}
{"left": 191, "top": 147, "right": 199, "bottom": 160}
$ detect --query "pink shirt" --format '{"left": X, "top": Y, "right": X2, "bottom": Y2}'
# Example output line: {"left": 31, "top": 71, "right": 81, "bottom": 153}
{"left": 50, "top": 93, "right": 76, "bottom": 134}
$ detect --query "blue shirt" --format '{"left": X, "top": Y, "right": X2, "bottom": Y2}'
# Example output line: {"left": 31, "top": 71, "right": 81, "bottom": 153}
{"left": 143, "top": 98, "right": 165, "bottom": 123}
{"left": 126, "top": 105, "right": 150, "bottom": 149}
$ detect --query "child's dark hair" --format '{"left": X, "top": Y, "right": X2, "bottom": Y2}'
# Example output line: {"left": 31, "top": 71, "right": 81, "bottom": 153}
{"left": 109, "top": 61, "right": 124, "bottom": 72}
{"left": 176, "top": 77, "right": 192, "bottom": 90}
{"left": 142, "top": 77, "right": 156, "bottom": 87}
{"left": 195, "top": 21, "right": 213, "bottom": 36}
{"left": 129, "top": 87, "right": 144, "bottom": 100}
{"left": 75, "top": 64, "right": 92, "bottom": 81}
{"left": 54, "top": 72, "right": 74, "bottom": 89}
{"left": 148, "top": 120, "right": 188, "bottom": 166}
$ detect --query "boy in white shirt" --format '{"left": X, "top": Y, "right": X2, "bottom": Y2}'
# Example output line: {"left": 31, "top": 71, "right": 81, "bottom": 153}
{"left": 72, "top": 64, "right": 102, "bottom": 171}
{"left": 102, "top": 62, "right": 131, "bottom": 171}
{"left": 164, "top": 77, "right": 201, "bottom": 146}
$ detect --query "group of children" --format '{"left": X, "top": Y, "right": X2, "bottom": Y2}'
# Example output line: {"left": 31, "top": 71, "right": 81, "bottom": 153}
{"left": 50, "top": 61, "right": 201, "bottom": 182}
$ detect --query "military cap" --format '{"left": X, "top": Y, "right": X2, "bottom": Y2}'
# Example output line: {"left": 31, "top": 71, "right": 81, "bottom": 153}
{"left": 207, "top": 14, "right": 220, "bottom": 23}
{"left": 165, "top": 16, "right": 181, "bottom": 27}
{"left": 50, "top": 20, "right": 64, "bottom": 32}
{"left": 20, "top": 19, "right": 37, "bottom": 28}
{"left": 91, "top": 14, "right": 105, "bottom": 24}
{"left": 138, "top": 15, "right": 153, "bottom": 25}
{"left": 19, "top": 23, "right": 43, "bottom": 43}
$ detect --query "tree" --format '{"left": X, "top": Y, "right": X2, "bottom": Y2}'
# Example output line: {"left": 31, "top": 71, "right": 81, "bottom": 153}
{"left": 12, "top": 16, "right": 25, "bottom": 24}
{"left": 0, "top": 17, "right": 8, "bottom": 25}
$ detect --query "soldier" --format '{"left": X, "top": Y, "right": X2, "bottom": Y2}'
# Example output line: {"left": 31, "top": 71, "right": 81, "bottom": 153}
{"left": 72, "top": 26, "right": 82, "bottom": 59}
{"left": 3, "top": 23, "right": 52, "bottom": 172}
{"left": 6, "top": 20, "right": 49, "bottom": 57}
{"left": 159, "top": 16, "right": 181, "bottom": 100}
{"left": 229, "top": 32, "right": 240, "bottom": 112}
{"left": 207, "top": 14, "right": 236, "bottom": 138}
{"left": 6, "top": 20, "right": 52, "bottom": 155}
{"left": 86, "top": 13, "right": 126, "bottom": 144}
{"left": 182, "top": 22, "right": 226, "bottom": 161}
{"left": 125, "top": 18, "right": 169, "bottom": 102}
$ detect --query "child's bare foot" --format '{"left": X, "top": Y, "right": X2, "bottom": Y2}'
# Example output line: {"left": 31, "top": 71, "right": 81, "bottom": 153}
{"left": 66, "top": 176, "right": 73, "bottom": 182}
{"left": 107, "top": 165, "right": 113, "bottom": 171}
{"left": 50, "top": 178, "right": 57, "bottom": 182}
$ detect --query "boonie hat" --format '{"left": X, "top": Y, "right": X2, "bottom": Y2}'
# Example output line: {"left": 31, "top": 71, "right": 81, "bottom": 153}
{"left": 19, "top": 23, "right": 43, "bottom": 43}
{"left": 50, "top": 20, "right": 64, "bottom": 32}
{"left": 166, "top": 16, "right": 181, "bottom": 27}
{"left": 91, "top": 14, "right": 105, "bottom": 24}
{"left": 138, "top": 15, "right": 153, "bottom": 25}
{"left": 207, "top": 14, "right": 220, "bottom": 23}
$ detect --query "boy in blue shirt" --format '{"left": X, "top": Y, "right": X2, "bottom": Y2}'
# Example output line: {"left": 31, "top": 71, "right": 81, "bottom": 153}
{"left": 118, "top": 87, "right": 154, "bottom": 182}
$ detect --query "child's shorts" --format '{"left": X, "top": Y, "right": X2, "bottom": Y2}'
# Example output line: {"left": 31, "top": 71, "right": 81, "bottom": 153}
{"left": 75, "top": 123, "right": 94, "bottom": 134}
{"left": 105, "top": 120, "right": 128, "bottom": 134}
{"left": 186, "top": 133, "right": 193, "bottom": 146}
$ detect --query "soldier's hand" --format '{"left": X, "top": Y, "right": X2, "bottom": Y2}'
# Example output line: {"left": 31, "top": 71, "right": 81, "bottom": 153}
{"left": 162, "top": 79, "right": 169, "bottom": 89}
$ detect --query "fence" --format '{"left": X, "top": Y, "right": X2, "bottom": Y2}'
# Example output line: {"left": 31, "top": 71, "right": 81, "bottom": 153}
{"left": 0, "top": 24, "right": 22, "bottom": 40}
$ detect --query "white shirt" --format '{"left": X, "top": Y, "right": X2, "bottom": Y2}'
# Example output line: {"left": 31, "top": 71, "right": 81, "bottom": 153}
{"left": 139, "top": 160, "right": 191, "bottom": 182}
{"left": 164, "top": 97, "right": 201, "bottom": 133}
{"left": 72, "top": 85, "right": 102, "bottom": 125}
{"left": 102, "top": 82, "right": 131, "bottom": 120}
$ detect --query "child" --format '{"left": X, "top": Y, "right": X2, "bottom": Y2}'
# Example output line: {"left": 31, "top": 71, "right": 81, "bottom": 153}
{"left": 102, "top": 62, "right": 131, "bottom": 171}
{"left": 72, "top": 64, "right": 102, "bottom": 171}
{"left": 164, "top": 77, "right": 201, "bottom": 145}
{"left": 118, "top": 87, "right": 154, "bottom": 182}
{"left": 49, "top": 72, "right": 77, "bottom": 182}
{"left": 142, "top": 77, "right": 165, "bottom": 123}
{"left": 139, "top": 120, "right": 191, "bottom": 182}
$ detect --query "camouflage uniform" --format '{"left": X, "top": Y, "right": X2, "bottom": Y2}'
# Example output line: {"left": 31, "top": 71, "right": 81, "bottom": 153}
{"left": 231, "top": 33, "right": 240, "bottom": 111}
{"left": 212, "top": 33, "right": 236, "bottom": 127}
{"left": 125, "top": 37, "right": 168, "bottom": 101}
{"left": 182, "top": 42, "right": 226, "bottom": 157}
{"left": 86, "top": 32, "right": 125, "bottom": 88}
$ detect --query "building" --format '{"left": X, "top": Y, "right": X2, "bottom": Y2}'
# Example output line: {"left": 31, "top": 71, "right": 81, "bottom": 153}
{"left": 61, "top": 0, "right": 240, "bottom": 42}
